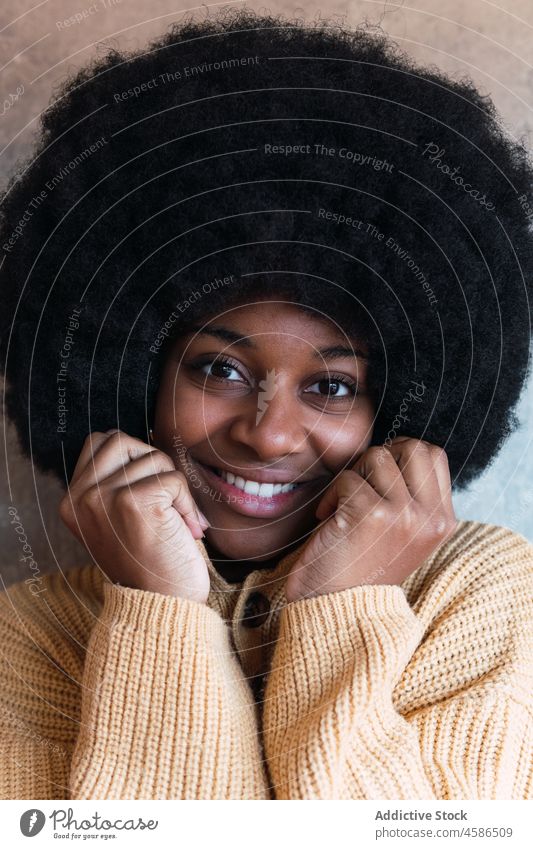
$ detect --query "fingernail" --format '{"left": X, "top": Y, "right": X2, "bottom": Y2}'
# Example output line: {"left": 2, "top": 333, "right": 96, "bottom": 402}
{"left": 106, "top": 428, "right": 120, "bottom": 434}
{"left": 196, "top": 508, "right": 210, "bottom": 528}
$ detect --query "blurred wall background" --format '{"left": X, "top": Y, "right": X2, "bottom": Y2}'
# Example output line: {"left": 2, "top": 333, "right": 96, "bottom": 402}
{"left": 1, "top": 0, "right": 532, "bottom": 587}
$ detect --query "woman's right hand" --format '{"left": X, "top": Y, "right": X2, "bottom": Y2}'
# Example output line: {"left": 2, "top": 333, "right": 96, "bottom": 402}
{"left": 59, "top": 429, "right": 211, "bottom": 603}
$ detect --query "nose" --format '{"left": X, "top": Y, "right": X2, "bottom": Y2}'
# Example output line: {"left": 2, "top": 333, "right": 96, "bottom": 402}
{"left": 228, "top": 381, "right": 307, "bottom": 460}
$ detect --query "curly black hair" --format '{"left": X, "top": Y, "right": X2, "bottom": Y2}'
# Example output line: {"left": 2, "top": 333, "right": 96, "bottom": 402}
{"left": 1, "top": 7, "right": 532, "bottom": 491}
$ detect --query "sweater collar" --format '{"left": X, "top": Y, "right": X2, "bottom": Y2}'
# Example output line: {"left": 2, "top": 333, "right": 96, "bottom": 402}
{"left": 194, "top": 535, "right": 309, "bottom": 594}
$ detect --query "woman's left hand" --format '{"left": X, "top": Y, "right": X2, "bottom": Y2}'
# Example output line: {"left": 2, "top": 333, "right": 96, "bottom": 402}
{"left": 285, "top": 436, "right": 459, "bottom": 603}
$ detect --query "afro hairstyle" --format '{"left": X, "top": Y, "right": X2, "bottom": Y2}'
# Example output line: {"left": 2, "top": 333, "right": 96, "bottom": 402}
{"left": 1, "top": 7, "right": 533, "bottom": 491}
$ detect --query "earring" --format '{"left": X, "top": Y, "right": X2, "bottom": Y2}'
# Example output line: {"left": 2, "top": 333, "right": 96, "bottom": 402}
{"left": 149, "top": 428, "right": 154, "bottom": 444}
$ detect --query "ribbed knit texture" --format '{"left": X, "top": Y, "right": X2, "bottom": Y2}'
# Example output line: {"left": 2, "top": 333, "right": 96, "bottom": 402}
{"left": 0, "top": 519, "right": 532, "bottom": 800}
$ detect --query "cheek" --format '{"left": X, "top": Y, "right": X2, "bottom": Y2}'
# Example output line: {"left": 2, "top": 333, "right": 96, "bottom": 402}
{"left": 316, "top": 406, "right": 375, "bottom": 469}
{"left": 155, "top": 376, "right": 227, "bottom": 446}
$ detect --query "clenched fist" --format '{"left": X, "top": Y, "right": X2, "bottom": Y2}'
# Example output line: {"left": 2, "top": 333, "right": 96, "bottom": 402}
{"left": 59, "top": 430, "right": 211, "bottom": 603}
{"left": 285, "top": 436, "right": 458, "bottom": 603}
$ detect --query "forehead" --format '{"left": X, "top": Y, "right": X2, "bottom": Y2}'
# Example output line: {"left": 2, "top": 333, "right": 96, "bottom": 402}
{"left": 202, "top": 300, "right": 361, "bottom": 346}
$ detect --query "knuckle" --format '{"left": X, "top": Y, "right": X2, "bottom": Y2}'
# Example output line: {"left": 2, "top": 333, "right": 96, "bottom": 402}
{"left": 364, "top": 446, "right": 392, "bottom": 469}
{"left": 381, "top": 447, "right": 401, "bottom": 467}
{"left": 396, "top": 505, "right": 418, "bottom": 533}
{"left": 104, "top": 431, "right": 133, "bottom": 450}
{"left": 339, "top": 468, "right": 364, "bottom": 495}
{"left": 421, "top": 512, "right": 449, "bottom": 540}
{"left": 396, "top": 440, "right": 417, "bottom": 459}
{"left": 80, "top": 485, "right": 103, "bottom": 512}
{"left": 147, "top": 501, "right": 169, "bottom": 522}
{"left": 106, "top": 431, "right": 123, "bottom": 445}
{"left": 402, "top": 441, "right": 430, "bottom": 464}
{"left": 173, "top": 469, "right": 191, "bottom": 490}
{"left": 58, "top": 495, "right": 73, "bottom": 524}
{"left": 366, "top": 502, "right": 389, "bottom": 524}
{"left": 363, "top": 445, "right": 383, "bottom": 461}
{"left": 113, "top": 487, "right": 139, "bottom": 512}
{"left": 342, "top": 468, "right": 362, "bottom": 484}
{"left": 433, "top": 515, "right": 449, "bottom": 537}
{"left": 149, "top": 449, "right": 174, "bottom": 470}
{"left": 83, "top": 431, "right": 104, "bottom": 446}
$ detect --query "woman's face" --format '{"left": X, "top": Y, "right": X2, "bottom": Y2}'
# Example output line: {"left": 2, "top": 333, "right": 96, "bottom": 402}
{"left": 153, "top": 300, "right": 375, "bottom": 563}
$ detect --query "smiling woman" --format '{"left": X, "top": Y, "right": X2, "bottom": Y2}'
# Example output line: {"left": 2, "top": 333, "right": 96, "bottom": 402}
{"left": 1, "top": 7, "right": 533, "bottom": 803}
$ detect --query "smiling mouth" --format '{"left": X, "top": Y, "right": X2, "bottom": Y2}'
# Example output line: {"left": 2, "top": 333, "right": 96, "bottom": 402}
{"left": 203, "top": 464, "right": 310, "bottom": 496}
{"left": 192, "top": 460, "right": 326, "bottom": 518}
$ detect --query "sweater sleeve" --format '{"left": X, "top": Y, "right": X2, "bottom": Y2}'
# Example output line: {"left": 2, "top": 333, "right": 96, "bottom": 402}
{"left": 0, "top": 582, "right": 80, "bottom": 800}
{"left": 262, "top": 583, "right": 533, "bottom": 799}
{"left": 69, "top": 581, "right": 270, "bottom": 799}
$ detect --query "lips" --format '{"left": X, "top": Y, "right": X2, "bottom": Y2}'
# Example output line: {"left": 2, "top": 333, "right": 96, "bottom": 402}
{"left": 194, "top": 460, "right": 326, "bottom": 519}
{"left": 207, "top": 465, "right": 302, "bottom": 496}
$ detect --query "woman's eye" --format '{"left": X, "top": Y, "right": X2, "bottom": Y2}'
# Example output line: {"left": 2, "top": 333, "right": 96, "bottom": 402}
{"left": 189, "top": 356, "right": 248, "bottom": 384}
{"left": 202, "top": 363, "right": 239, "bottom": 380}
{"left": 305, "top": 378, "right": 356, "bottom": 398}
{"left": 188, "top": 359, "right": 360, "bottom": 399}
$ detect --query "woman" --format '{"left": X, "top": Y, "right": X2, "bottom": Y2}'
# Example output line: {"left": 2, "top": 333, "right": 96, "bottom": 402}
{"left": 1, "top": 9, "right": 532, "bottom": 800}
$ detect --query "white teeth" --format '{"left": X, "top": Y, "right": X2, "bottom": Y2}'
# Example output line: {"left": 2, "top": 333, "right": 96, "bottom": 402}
{"left": 280, "top": 483, "right": 294, "bottom": 493}
{"left": 217, "top": 469, "right": 299, "bottom": 496}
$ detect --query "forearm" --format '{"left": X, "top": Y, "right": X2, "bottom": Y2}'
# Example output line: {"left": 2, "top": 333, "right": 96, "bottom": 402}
{"left": 262, "top": 584, "right": 435, "bottom": 799}
{"left": 70, "top": 582, "right": 270, "bottom": 799}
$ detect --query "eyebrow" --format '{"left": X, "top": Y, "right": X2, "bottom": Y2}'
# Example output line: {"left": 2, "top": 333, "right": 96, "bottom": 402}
{"left": 187, "top": 325, "right": 369, "bottom": 359}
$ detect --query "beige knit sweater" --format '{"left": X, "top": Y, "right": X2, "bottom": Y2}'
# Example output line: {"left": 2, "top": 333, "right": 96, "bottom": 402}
{"left": 0, "top": 518, "right": 532, "bottom": 800}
